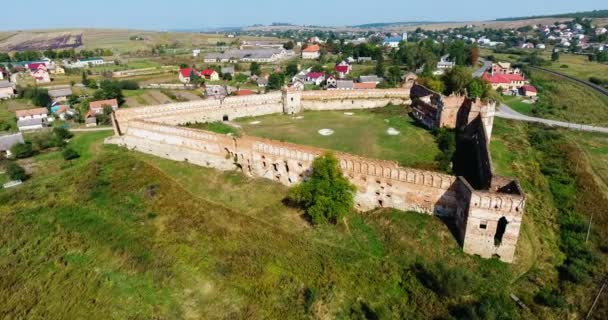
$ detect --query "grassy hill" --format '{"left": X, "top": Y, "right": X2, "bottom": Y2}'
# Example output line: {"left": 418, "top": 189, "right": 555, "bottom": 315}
{"left": 0, "top": 116, "right": 607, "bottom": 318}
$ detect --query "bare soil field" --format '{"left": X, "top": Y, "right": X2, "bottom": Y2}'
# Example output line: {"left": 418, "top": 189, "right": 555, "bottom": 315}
{"left": 0, "top": 31, "right": 83, "bottom": 51}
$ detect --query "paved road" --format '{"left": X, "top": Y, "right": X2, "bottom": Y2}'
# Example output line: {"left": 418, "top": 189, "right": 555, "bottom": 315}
{"left": 496, "top": 104, "right": 608, "bottom": 134}
{"left": 473, "top": 58, "right": 492, "bottom": 78}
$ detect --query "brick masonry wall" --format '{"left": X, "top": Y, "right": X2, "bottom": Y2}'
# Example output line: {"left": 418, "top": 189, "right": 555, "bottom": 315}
{"left": 106, "top": 88, "right": 525, "bottom": 263}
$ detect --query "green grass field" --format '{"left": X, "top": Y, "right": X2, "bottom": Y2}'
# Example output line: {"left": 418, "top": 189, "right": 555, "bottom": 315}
{"left": 502, "top": 95, "right": 536, "bottom": 115}
{"left": 236, "top": 105, "right": 442, "bottom": 170}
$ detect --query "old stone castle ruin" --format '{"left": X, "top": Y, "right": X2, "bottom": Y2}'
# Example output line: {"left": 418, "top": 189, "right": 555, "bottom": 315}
{"left": 106, "top": 85, "right": 525, "bottom": 263}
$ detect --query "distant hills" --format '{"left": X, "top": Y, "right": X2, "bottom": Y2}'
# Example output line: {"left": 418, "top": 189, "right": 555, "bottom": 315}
{"left": 496, "top": 9, "right": 608, "bottom": 21}
{"left": 349, "top": 21, "right": 449, "bottom": 29}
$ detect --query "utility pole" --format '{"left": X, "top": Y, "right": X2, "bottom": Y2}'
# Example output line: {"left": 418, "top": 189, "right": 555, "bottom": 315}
{"left": 586, "top": 212, "right": 593, "bottom": 243}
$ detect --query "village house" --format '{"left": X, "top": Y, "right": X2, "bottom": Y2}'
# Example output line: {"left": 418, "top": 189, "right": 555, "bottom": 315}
{"left": 335, "top": 63, "right": 350, "bottom": 78}
{"left": 358, "top": 75, "right": 383, "bottom": 84}
{"left": 491, "top": 62, "right": 520, "bottom": 75}
{"left": 482, "top": 72, "right": 527, "bottom": 93}
{"left": 306, "top": 72, "right": 325, "bottom": 86}
{"left": 16, "top": 108, "right": 48, "bottom": 131}
{"left": 383, "top": 35, "right": 404, "bottom": 48}
{"left": 66, "top": 57, "right": 107, "bottom": 68}
{"left": 201, "top": 69, "right": 220, "bottom": 81}
{"left": 205, "top": 85, "right": 235, "bottom": 99}
{"left": 302, "top": 45, "right": 321, "bottom": 60}
{"left": 521, "top": 85, "right": 538, "bottom": 97}
{"left": 0, "top": 132, "right": 24, "bottom": 157}
{"left": 179, "top": 68, "right": 198, "bottom": 83}
{"left": 89, "top": 99, "right": 119, "bottom": 114}
{"left": 0, "top": 80, "right": 15, "bottom": 99}
{"left": 221, "top": 66, "right": 235, "bottom": 76}
{"left": 48, "top": 88, "right": 72, "bottom": 103}
{"left": 85, "top": 113, "right": 97, "bottom": 127}
{"left": 434, "top": 54, "right": 455, "bottom": 75}
{"left": 28, "top": 63, "right": 50, "bottom": 83}
{"left": 256, "top": 78, "right": 268, "bottom": 88}
{"left": 52, "top": 105, "right": 77, "bottom": 120}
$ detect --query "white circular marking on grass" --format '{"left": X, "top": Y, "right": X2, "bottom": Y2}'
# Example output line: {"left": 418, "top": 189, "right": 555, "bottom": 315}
{"left": 249, "top": 121, "right": 261, "bottom": 125}
{"left": 295, "top": 116, "right": 304, "bottom": 120}
{"left": 318, "top": 129, "right": 334, "bottom": 136}
{"left": 387, "top": 128, "right": 400, "bottom": 136}
{"left": 344, "top": 112, "right": 354, "bottom": 116}
{"left": 522, "top": 99, "right": 534, "bottom": 104}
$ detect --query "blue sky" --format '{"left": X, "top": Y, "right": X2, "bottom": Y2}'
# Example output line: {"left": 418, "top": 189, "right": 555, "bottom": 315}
{"left": 1, "top": 0, "right": 605, "bottom": 30}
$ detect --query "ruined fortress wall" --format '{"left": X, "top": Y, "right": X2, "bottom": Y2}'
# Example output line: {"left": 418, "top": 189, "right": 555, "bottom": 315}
{"left": 106, "top": 87, "right": 524, "bottom": 263}
{"left": 114, "top": 92, "right": 284, "bottom": 133}
{"left": 300, "top": 89, "right": 410, "bottom": 111}
{"left": 110, "top": 120, "right": 459, "bottom": 215}
{"left": 462, "top": 189, "right": 525, "bottom": 263}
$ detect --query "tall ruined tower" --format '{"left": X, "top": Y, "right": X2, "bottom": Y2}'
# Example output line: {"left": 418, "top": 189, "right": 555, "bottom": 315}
{"left": 282, "top": 88, "right": 302, "bottom": 114}
{"left": 457, "top": 179, "right": 525, "bottom": 263}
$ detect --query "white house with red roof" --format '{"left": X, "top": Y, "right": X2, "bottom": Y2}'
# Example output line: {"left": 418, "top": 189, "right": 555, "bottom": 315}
{"left": 302, "top": 44, "right": 321, "bottom": 60}
{"left": 306, "top": 72, "right": 325, "bottom": 86}
{"left": 482, "top": 72, "right": 528, "bottom": 92}
{"left": 28, "top": 63, "right": 50, "bottom": 84}
{"left": 201, "top": 69, "right": 220, "bottom": 81}
{"left": 179, "top": 68, "right": 199, "bottom": 83}
{"left": 89, "top": 99, "right": 118, "bottom": 114}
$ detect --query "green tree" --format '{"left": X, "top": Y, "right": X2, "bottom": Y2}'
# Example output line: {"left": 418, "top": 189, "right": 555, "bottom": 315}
{"left": 285, "top": 62, "right": 299, "bottom": 77}
{"left": 94, "top": 80, "right": 124, "bottom": 105}
{"left": 375, "top": 55, "right": 385, "bottom": 77}
{"left": 283, "top": 41, "right": 295, "bottom": 50}
{"left": 386, "top": 66, "right": 403, "bottom": 87}
{"left": 551, "top": 51, "right": 560, "bottom": 62}
{"left": 288, "top": 153, "right": 356, "bottom": 224}
{"left": 442, "top": 66, "right": 473, "bottom": 95}
{"left": 10, "top": 143, "right": 34, "bottom": 159}
{"left": 250, "top": 62, "right": 261, "bottom": 76}
{"left": 53, "top": 127, "right": 73, "bottom": 140}
{"left": 434, "top": 128, "right": 456, "bottom": 172}
{"left": 467, "top": 78, "right": 493, "bottom": 100}
{"left": 6, "top": 162, "right": 27, "bottom": 181}
{"left": 266, "top": 73, "right": 285, "bottom": 91}
{"left": 62, "top": 147, "right": 80, "bottom": 161}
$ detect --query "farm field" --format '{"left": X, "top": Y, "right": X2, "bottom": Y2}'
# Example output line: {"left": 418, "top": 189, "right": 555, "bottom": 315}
{"left": 123, "top": 89, "right": 173, "bottom": 107}
{"left": 236, "top": 105, "right": 442, "bottom": 170}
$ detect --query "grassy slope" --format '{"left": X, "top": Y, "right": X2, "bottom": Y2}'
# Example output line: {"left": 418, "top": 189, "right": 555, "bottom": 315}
{"left": 236, "top": 105, "right": 441, "bottom": 170}
{"left": 528, "top": 69, "right": 608, "bottom": 125}
{"left": 1, "top": 118, "right": 606, "bottom": 318}
{"left": 0, "top": 131, "right": 517, "bottom": 319}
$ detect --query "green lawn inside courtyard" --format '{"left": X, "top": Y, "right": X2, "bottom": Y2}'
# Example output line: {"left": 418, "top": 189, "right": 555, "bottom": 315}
{"left": 235, "top": 105, "right": 442, "bottom": 170}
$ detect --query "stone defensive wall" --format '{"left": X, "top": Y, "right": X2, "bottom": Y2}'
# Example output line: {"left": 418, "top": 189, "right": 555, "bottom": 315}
{"left": 107, "top": 87, "right": 525, "bottom": 263}
{"left": 112, "top": 119, "right": 463, "bottom": 216}
{"left": 300, "top": 89, "right": 411, "bottom": 111}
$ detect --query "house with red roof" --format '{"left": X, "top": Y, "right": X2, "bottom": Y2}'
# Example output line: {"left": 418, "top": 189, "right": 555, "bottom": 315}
{"left": 89, "top": 99, "right": 118, "bottom": 114}
{"left": 306, "top": 72, "right": 325, "bottom": 86}
{"left": 482, "top": 72, "right": 528, "bottom": 92}
{"left": 179, "top": 68, "right": 199, "bottom": 84}
{"left": 28, "top": 63, "right": 50, "bottom": 84}
{"left": 302, "top": 44, "right": 321, "bottom": 60}
{"left": 521, "top": 85, "right": 537, "bottom": 97}
{"left": 201, "top": 69, "right": 220, "bottom": 81}
{"left": 335, "top": 64, "right": 350, "bottom": 78}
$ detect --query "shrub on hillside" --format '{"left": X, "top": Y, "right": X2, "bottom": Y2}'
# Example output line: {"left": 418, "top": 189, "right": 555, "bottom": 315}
{"left": 10, "top": 143, "right": 33, "bottom": 159}
{"left": 6, "top": 162, "right": 27, "bottom": 181}
{"left": 53, "top": 127, "right": 73, "bottom": 140}
{"left": 413, "top": 262, "right": 478, "bottom": 298}
{"left": 62, "top": 147, "right": 80, "bottom": 161}
{"left": 288, "top": 153, "right": 356, "bottom": 224}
